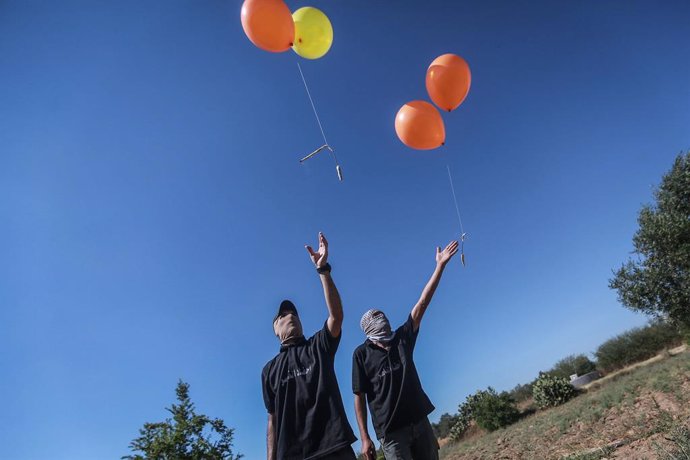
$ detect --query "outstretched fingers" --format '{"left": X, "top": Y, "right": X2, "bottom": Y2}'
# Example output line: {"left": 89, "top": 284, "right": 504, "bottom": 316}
{"left": 446, "top": 240, "right": 459, "bottom": 256}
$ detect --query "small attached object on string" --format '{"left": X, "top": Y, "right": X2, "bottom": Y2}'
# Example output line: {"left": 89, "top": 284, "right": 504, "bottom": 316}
{"left": 296, "top": 62, "right": 343, "bottom": 182}
{"left": 447, "top": 164, "right": 467, "bottom": 266}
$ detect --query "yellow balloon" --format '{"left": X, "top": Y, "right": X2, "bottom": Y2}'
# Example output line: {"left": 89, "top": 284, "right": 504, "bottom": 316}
{"left": 292, "top": 7, "right": 333, "bottom": 59}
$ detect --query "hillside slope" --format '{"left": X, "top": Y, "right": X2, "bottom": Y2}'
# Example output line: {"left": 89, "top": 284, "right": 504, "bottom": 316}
{"left": 441, "top": 350, "right": 690, "bottom": 459}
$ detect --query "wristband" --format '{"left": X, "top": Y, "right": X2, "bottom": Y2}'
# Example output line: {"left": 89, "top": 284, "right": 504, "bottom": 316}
{"left": 316, "top": 263, "right": 331, "bottom": 274}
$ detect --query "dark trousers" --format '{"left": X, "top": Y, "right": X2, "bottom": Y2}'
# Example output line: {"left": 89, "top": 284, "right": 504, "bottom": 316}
{"left": 379, "top": 417, "right": 439, "bottom": 460}
{"left": 319, "top": 446, "right": 357, "bottom": 460}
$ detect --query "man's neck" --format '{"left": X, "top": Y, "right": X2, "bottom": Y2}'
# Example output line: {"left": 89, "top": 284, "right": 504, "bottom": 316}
{"left": 372, "top": 340, "right": 391, "bottom": 351}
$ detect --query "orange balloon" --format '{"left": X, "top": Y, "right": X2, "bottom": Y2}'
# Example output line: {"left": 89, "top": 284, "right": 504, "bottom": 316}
{"left": 426, "top": 54, "right": 471, "bottom": 112}
{"left": 395, "top": 101, "right": 446, "bottom": 150}
{"left": 241, "top": 0, "right": 294, "bottom": 53}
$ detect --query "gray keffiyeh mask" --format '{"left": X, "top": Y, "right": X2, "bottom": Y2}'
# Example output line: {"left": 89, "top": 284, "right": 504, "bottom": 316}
{"left": 360, "top": 309, "right": 394, "bottom": 343}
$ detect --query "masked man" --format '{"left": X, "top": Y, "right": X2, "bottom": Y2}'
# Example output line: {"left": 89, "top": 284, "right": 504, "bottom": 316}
{"left": 352, "top": 241, "right": 459, "bottom": 460}
{"left": 262, "top": 233, "right": 357, "bottom": 460}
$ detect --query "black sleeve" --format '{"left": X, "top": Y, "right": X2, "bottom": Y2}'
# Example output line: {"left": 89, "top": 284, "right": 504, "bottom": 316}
{"left": 261, "top": 364, "right": 275, "bottom": 414}
{"left": 397, "top": 315, "right": 420, "bottom": 350}
{"left": 352, "top": 348, "right": 370, "bottom": 394}
{"left": 313, "top": 321, "right": 340, "bottom": 357}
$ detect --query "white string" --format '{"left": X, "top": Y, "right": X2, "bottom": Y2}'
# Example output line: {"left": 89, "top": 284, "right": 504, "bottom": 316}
{"left": 297, "top": 62, "right": 329, "bottom": 147}
{"left": 446, "top": 164, "right": 465, "bottom": 235}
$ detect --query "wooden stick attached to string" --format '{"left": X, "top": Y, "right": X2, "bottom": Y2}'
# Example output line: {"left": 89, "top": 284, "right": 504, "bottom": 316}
{"left": 296, "top": 62, "right": 343, "bottom": 181}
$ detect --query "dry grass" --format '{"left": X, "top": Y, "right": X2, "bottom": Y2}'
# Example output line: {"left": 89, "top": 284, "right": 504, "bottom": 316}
{"left": 441, "top": 349, "right": 690, "bottom": 459}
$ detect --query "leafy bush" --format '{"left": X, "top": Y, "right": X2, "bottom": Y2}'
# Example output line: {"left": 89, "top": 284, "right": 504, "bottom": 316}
{"left": 449, "top": 387, "right": 520, "bottom": 438}
{"left": 532, "top": 372, "right": 577, "bottom": 409}
{"left": 509, "top": 381, "right": 535, "bottom": 403}
{"left": 472, "top": 387, "right": 521, "bottom": 431}
{"left": 595, "top": 321, "right": 683, "bottom": 372}
{"left": 549, "top": 354, "right": 597, "bottom": 379}
{"left": 449, "top": 393, "right": 477, "bottom": 440}
{"left": 682, "top": 324, "right": 690, "bottom": 346}
{"left": 432, "top": 413, "right": 459, "bottom": 439}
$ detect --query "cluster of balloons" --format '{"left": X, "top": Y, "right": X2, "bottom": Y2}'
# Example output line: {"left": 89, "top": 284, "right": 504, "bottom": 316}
{"left": 395, "top": 54, "right": 472, "bottom": 150}
{"left": 240, "top": 0, "right": 333, "bottom": 59}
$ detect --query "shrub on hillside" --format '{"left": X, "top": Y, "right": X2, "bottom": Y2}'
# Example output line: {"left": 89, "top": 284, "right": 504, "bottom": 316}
{"left": 595, "top": 321, "right": 683, "bottom": 372}
{"left": 472, "top": 387, "right": 521, "bottom": 431}
{"left": 548, "top": 354, "right": 597, "bottom": 379}
{"left": 432, "top": 413, "right": 459, "bottom": 439}
{"left": 509, "top": 381, "right": 535, "bottom": 403}
{"left": 450, "top": 387, "right": 520, "bottom": 437}
{"left": 449, "top": 393, "right": 478, "bottom": 440}
{"left": 682, "top": 324, "right": 690, "bottom": 346}
{"left": 532, "top": 372, "right": 577, "bottom": 409}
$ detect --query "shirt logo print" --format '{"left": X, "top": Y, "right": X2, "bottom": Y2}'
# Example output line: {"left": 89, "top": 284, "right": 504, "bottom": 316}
{"left": 377, "top": 361, "right": 401, "bottom": 379}
{"left": 281, "top": 365, "right": 313, "bottom": 385}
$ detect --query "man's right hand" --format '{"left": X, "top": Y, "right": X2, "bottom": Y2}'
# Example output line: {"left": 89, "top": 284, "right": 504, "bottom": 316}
{"left": 361, "top": 437, "right": 377, "bottom": 460}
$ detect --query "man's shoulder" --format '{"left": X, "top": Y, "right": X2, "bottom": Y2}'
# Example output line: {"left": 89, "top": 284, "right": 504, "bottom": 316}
{"left": 263, "top": 353, "right": 281, "bottom": 374}
{"left": 353, "top": 341, "right": 370, "bottom": 357}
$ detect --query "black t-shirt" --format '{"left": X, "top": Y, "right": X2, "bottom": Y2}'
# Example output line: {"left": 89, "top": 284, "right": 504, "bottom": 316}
{"left": 262, "top": 322, "right": 356, "bottom": 460}
{"left": 351, "top": 315, "right": 435, "bottom": 439}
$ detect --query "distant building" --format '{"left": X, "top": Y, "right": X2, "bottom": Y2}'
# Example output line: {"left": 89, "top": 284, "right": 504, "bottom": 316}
{"left": 570, "top": 371, "right": 602, "bottom": 388}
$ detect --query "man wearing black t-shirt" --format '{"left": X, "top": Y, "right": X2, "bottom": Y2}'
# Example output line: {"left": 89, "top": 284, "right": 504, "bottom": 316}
{"left": 262, "top": 232, "right": 357, "bottom": 460}
{"left": 352, "top": 240, "right": 459, "bottom": 460}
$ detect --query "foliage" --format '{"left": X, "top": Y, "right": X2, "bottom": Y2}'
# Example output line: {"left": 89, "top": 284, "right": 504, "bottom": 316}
{"left": 594, "top": 321, "right": 683, "bottom": 372}
{"left": 610, "top": 151, "right": 690, "bottom": 331}
{"left": 440, "top": 353, "right": 690, "bottom": 460}
{"left": 532, "top": 372, "right": 577, "bottom": 409}
{"left": 548, "top": 354, "right": 597, "bottom": 379}
{"left": 449, "top": 387, "right": 520, "bottom": 438}
{"left": 472, "top": 388, "right": 521, "bottom": 431}
{"left": 449, "top": 391, "right": 481, "bottom": 440}
{"left": 432, "top": 413, "right": 459, "bottom": 439}
{"left": 509, "top": 381, "right": 535, "bottom": 403}
{"left": 123, "top": 380, "right": 242, "bottom": 460}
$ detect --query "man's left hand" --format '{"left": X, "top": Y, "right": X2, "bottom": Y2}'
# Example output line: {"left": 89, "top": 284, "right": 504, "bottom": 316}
{"left": 436, "top": 240, "right": 459, "bottom": 267}
{"left": 305, "top": 232, "right": 329, "bottom": 268}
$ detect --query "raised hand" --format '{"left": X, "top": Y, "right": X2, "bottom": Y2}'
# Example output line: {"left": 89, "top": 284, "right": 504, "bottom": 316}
{"left": 436, "top": 240, "right": 459, "bottom": 267}
{"left": 305, "top": 232, "right": 329, "bottom": 268}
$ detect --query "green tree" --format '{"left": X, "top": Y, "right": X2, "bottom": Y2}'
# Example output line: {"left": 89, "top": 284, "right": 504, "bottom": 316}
{"left": 123, "top": 380, "right": 241, "bottom": 460}
{"left": 548, "top": 354, "right": 597, "bottom": 379}
{"left": 610, "top": 152, "right": 690, "bottom": 335}
{"left": 594, "top": 321, "right": 683, "bottom": 372}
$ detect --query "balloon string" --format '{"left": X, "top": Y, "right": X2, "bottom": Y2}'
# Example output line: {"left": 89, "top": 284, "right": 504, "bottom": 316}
{"left": 446, "top": 164, "right": 465, "bottom": 235}
{"left": 296, "top": 62, "right": 341, "bottom": 165}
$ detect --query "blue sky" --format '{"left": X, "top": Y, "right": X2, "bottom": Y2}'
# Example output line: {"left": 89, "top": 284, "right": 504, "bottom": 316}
{"left": 1, "top": 1, "right": 689, "bottom": 458}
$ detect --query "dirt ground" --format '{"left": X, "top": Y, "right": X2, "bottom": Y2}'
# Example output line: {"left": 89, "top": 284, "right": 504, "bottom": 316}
{"left": 440, "top": 350, "right": 690, "bottom": 460}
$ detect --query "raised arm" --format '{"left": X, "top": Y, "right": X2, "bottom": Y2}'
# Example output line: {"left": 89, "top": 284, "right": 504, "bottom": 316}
{"left": 410, "top": 240, "right": 459, "bottom": 331}
{"left": 306, "top": 232, "right": 343, "bottom": 338}
{"left": 267, "top": 412, "right": 277, "bottom": 460}
{"left": 354, "top": 393, "right": 377, "bottom": 460}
